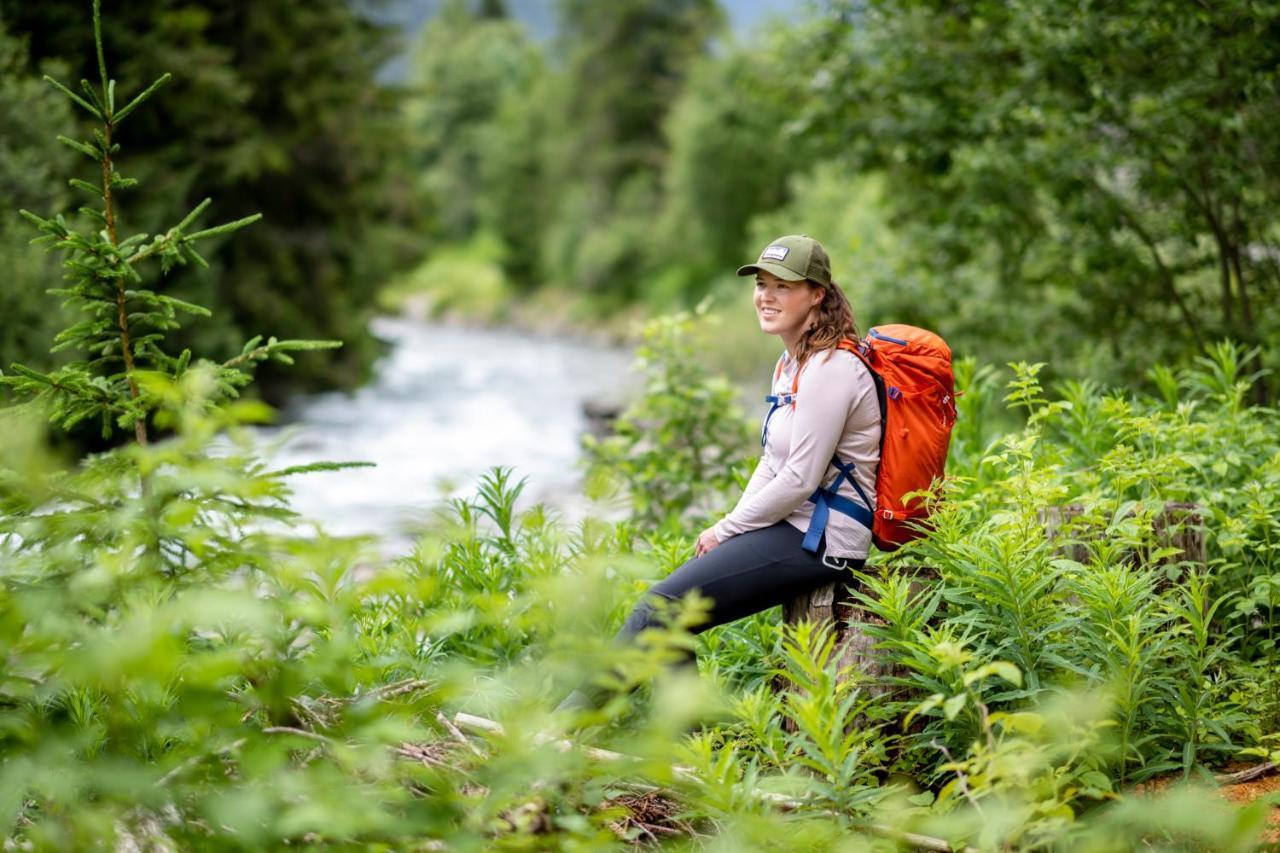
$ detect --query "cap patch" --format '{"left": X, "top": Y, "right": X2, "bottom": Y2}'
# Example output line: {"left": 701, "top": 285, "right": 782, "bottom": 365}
{"left": 761, "top": 245, "right": 790, "bottom": 261}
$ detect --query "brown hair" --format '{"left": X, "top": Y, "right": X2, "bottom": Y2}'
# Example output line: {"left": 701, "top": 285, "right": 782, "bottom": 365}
{"left": 794, "top": 279, "right": 859, "bottom": 366}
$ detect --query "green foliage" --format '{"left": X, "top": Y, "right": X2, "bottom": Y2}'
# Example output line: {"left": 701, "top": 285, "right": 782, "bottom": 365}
{"left": 5, "top": 315, "right": 1277, "bottom": 848}
{"left": 5, "top": 5, "right": 1280, "bottom": 845}
{"left": 399, "top": 0, "right": 1279, "bottom": 404}
{"left": 1, "top": 0, "right": 416, "bottom": 396}
{"left": 0, "top": 21, "right": 74, "bottom": 382}
{"left": 377, "top": 232, "right": 514, "bottom": 323}
{"left": 583, "top": 308, "right": 753, "bottom": 533}
{"left": 404, "top": 0, "right": 545, "bottom": 275}
{"left": 555, "top": 0, "right": 722, "bottom": 197}
{"left": 403, "top": 0, "right": 728, "bottom": 304}
{"left": 799, "top": 0, "right": 1280, "bottom": 393}
{"left": 654, "top": 28, "right": 803, "bottom": 299}
{"left": 852, "top": 342, "right": 1280, "bottom": 789}
{"left": 1, "top": 7, "right": 338, "bottom": 443}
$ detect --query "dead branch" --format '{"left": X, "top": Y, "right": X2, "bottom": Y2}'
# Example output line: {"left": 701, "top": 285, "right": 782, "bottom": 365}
{"left": 435, "top": 710, "right": 486, "bottom": 758}
{"left": 1215, "top": 762, "right": 1279, "bottom": 785}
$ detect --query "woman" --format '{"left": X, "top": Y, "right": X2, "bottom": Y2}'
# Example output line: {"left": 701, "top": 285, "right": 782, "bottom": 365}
{"left": 558, "top": 234, "right": 881, "bottom": 712}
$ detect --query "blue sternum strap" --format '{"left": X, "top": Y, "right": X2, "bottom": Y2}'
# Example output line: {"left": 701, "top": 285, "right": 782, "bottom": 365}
{"left": 761, "top": 393, "right": 794, "bottom": 448}
{"left": 801, "top": 454, "right": 874, "bottom": 553}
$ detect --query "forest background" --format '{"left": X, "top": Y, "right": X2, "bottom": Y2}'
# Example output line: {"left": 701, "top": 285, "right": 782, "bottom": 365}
{"left": 5, "top": 0, "right": 1277, "bottom": 419}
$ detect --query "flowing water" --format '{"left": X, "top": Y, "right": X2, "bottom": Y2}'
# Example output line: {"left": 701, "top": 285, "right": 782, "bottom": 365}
{"left": 252, "top": 316, "right": 634, "bottom": 555}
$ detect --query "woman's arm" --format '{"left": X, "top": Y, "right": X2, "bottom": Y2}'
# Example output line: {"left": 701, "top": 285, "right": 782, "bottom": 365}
{"left": 710, "top": 352, "right": 870, "bottom": 539}
{"left": 707, "top": 454, "right": 776, "bottom": 545}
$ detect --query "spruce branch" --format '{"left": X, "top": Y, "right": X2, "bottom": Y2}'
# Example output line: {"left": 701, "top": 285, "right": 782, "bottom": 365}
{"left": 113, "top": 73, "right": 172, "bottom": 124}
{"left": 265, "top": 461, "right": 377, "bottom": 478}
{"left": 41, "top": 75, "right": 102, "bottom": 119}
{"left": 13, "top": 2, "right": 337, "bottom": 452}
{"left": 184, "top": 213, "right": 264, "bottom": 243}
{"left": 220, "top": 338, "right": 343, "bottom": 377}
{"left": 92, "top": 0, "right": 109, "bottom": 95}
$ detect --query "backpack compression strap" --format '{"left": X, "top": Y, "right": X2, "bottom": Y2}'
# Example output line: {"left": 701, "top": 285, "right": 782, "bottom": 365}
{"left": 802, "top": 454, "right": 875, "bottom": 553}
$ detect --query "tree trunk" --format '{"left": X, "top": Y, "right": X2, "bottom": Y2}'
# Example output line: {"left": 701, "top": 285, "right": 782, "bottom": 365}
{"left": 1039, "top": 501, "right": 1205, "bottom": 574}
{"left": 777, "top": 505, "right": 1205, "bottom": 731}
{"left": 778, "top": 567, "right": 936, "bottom": 733}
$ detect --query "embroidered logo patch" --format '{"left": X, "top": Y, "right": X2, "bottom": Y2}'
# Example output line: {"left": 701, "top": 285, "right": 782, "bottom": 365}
{"left": 761, "top": 245, "right": 790, "bottom": 261}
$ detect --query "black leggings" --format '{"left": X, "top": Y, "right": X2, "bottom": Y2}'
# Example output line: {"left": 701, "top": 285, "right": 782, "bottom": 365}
{"left": 616, "top": 520, "right": 864, "bottom": 653}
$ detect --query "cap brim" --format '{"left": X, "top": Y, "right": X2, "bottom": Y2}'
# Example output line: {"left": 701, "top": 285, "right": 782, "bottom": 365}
{"left": 736, "top": 261, "right": 807, "bottom": 281}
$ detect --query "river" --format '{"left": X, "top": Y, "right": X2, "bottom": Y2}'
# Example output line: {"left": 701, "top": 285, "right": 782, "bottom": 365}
{"left": 253, "top": 316, "right": 635, "bottom": 555}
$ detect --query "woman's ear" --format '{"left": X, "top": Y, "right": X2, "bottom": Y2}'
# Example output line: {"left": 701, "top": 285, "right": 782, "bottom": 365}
{"left": 811, "top": 285, "right": 827, "bottom": 309}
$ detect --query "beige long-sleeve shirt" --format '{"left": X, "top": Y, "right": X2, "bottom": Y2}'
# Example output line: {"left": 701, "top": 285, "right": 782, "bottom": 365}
{"left": 711, "top": 346, "right": 881, "bottom": 560}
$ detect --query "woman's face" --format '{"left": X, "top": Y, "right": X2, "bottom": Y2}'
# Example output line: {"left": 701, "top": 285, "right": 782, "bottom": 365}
{"left": 754, "top": 270, "right": 824, "bottom": 340}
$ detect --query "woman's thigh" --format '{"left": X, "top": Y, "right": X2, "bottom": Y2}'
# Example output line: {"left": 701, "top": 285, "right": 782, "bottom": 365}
{"left": 646, "top": 521, "right": 861, "bottom": 632}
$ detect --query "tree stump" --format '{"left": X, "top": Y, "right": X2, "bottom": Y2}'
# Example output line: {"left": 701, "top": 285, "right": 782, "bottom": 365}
{"left": 1038, "top": 504, "right": 1089, "bottom": 563}
{"left": 1148, "top": 501, "right": 1207, "bottom": 570}
{"left": 778, "top": 567, "right": 936, "bottom": 733}
{"left": 776, "top": 503, "right": 1205, "bottom": 732}
{"left": 1039, "top": 501, "right": 1206, "bottom": 573}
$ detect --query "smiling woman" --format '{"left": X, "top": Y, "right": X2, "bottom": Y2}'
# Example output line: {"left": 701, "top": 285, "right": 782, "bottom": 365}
{"left": 556, "top": 234, "right": 882, "bottom": 713}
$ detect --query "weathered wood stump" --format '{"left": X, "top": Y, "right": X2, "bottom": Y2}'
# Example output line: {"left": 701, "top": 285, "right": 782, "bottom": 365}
{"left": 777, "top": 567, "right": 936, "bottom": 733}
{"left": 1039, "top": 504, "right": 1090, "bottom": 563}
{"left": 1039, "top": 501, "right": 1206, "bottom": 573}
{"left": 778, "top": 503, "right": 1205, "bottom": 730}
{"left": 1147, "top": 501, "right": 1207, "bottom": 570}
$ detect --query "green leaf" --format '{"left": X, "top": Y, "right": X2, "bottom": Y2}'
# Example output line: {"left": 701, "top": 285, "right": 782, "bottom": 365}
{"left": 990, "top": 711, "right": 1044, "bottom": 735}
{"left": 962, "top": 661, "right": 1023, "bottom": 688}
{"left": 1079, "top": 770, "right": 1113, "bottom": 792}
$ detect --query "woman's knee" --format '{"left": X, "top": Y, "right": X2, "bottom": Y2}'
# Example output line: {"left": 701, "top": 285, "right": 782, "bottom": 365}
{"left": 617, "top": 588, "right": 680, "bottom": 639}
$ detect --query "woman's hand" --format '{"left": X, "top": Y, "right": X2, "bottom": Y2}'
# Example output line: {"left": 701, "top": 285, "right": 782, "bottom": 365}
{"left": 695, "top": 527, "right": 721, "bottom": 557}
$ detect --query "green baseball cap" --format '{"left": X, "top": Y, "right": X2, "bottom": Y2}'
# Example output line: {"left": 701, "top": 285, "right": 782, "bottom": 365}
{"left": 737, "top": 235, "right": 832, "bottom": 287}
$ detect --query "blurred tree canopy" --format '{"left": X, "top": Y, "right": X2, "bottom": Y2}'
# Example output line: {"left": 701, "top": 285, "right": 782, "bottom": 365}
{"left": 795, "top": 0, "right": 1280, "bottom": 386}
{"left": 404, "top": 0, "right": 547, "bottom": 286}
{"left": 4, "top": 0, "right": 1276, "bottom": 400}
{"left": 0, "top": 22, "right": 74, "bottom": 378}
{"left": 0, "top": 0, "right": 419, "bottom": 402}
{"left": 399, "top": 0, "right": 1278, "bottom": 393}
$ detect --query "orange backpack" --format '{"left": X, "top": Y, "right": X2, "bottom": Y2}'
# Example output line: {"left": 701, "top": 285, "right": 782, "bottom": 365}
{"left": 768, "top": 324, "right": 956, "bottom": 552}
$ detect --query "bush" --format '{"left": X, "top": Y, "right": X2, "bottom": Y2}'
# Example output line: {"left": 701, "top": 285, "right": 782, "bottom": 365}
{"left": 582, "top": 307, "right": 754, "bottom": 535}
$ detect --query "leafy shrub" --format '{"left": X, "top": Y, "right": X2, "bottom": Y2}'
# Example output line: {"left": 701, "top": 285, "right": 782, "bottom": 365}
{"left": 582, "top": 307, "right": 754, "bottom": 534}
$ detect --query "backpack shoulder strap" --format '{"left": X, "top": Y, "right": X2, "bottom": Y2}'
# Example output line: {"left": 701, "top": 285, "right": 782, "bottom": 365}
{"left": 792, "top": 339, "right": 871, "bottom": 396}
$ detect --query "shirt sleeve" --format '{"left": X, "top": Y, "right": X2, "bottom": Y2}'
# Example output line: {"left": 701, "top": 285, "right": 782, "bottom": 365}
{"left": 710, "top": 454, "right": 776, "bottom": 542}
{"left": 711, "top": 351, "right": 866, "bottom": 539}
